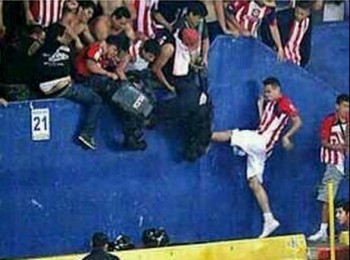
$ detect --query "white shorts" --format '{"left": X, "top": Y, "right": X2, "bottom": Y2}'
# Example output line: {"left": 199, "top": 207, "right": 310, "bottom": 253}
{"left": 230, "top": 129, "right": 267, "bottom": 183}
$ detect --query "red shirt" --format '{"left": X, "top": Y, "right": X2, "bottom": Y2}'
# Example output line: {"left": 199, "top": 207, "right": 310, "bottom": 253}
{"left": 320, "top": 113, "right": 348, "bottom": 168}
{"left": 228, "top": 0, "right": 276, "bottom": 37}
{"left": 75, "top": 42, "right": 106, "bottom": 77}
{"left": 258, "top": 95, "right": 298, "bottom": 155}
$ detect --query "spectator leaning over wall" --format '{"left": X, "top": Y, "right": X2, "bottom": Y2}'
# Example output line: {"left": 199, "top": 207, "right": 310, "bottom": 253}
{"left": 211, "top": 77, "right": 302, "bottom": 238}
{"left": 34, "top": 22, "right": 102, "bottom": 150}
{"left": 82, "top": 232, "right": 120, "bottom": 260}
{"left": 151, "top": 27, "right": 212, "bottom": 161}
{"left": 308, "top": 94, "right": 349, "bottom": 242}
{"left": 60, "top": 0, "right": 96, "bottom": 50}
{"left": 261, "top": 0, "right": 313, "bottom": 67}
{"left": 89, "top": 6, "right": 135, "bottom": 42}
{"left": 224, "top": 0, "right": 285, "bottom": 61}
{"left": 174, "top": 1, "right": 209, "bottom": 69}
{"left": 0, "top": 24, "right": 45, "bottom": 101}
{"left": 75, "top": 34, "right": 151, "bottom": 151}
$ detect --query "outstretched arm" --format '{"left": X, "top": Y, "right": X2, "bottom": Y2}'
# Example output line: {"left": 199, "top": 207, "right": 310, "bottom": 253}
{"left": 282, "top": 114, "right": 302, "bottom": 150}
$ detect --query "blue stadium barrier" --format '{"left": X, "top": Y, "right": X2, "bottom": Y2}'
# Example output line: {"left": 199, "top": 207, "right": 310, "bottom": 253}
{"left": 0, "top": 23, "right": 348, "bottom": 259}
{"left": 307, "top": 22, "right": 349, "bottom": 93}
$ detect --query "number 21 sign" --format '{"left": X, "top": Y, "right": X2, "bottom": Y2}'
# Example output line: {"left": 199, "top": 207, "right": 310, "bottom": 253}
{"left": 31, "top": 108, "right": 50, "bottom": 141}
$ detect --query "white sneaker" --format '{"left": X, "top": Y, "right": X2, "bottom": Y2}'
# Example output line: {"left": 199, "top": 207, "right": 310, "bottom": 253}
{"left": 307, "top": 230, "right": 328, "bottom": 242}
{"left": 259, "top": 219, "right": 280, "bottom": 238}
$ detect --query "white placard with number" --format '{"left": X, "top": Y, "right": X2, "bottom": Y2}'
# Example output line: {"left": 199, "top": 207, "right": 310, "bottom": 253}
{"left": 31, "top": 108, "right": 50, "bottom": 141}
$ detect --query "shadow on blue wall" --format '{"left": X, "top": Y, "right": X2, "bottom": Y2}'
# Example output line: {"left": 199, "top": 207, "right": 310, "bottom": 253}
{"left": 0, "top": 24, "right": 349, "bottom": 259}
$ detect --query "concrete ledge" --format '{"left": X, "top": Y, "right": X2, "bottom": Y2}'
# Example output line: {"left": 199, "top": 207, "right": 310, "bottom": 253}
{"left": 22, "top": 235, "right": 307, "bottom": 260}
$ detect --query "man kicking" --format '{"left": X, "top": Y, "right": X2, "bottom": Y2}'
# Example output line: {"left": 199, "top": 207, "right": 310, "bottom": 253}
{"left": 211, "top": 76, "right": 302, "bottom": 238}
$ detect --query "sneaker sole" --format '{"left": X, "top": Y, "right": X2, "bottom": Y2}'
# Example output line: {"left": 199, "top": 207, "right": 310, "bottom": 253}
{"left": 78, "top": 136, "right": 96, "bottom": 150}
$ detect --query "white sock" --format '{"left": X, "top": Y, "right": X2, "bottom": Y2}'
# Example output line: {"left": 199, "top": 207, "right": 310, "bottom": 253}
{"left": 263, "top": 212, "right": 274, "bottom": 222}
{"left": 320, "top": 223, "right": 328, "bottom": 233}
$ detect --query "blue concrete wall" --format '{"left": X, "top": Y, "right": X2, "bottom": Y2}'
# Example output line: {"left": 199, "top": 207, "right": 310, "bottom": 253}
{"left": 0, "top": 23, "right": 349, "bottom": 259}
{"left": 307, "top": 22, "right": 349, "bottom": 93}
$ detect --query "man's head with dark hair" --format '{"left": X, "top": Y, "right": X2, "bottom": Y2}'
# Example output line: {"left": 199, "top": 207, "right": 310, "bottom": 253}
{"left": 335, "top": 200, "right": 350, "bottom": 228}
{"left": 62, "top": 0, "right": 79, "bottom": 14}
{"left": 295, "top": 0, "right": 313, "bottom": 22}
{"left": 46, "top": 23, "right": 76, "bottom": 46}
{"left": 105, "top": 34, "right": 130, "bottom": 59}
{"left": 45, "top": 23, "right": 66, "bottom": 43}
{"left": 91, "top": 232, "right": 109, "bottom": 249}
{"left": 77, "top": 0, "right": 96, "bottom": 23}
{"left": 336, "top": 94, "right": 349, "bottom": 105}
{"left": 336, "top": 94, "right": 349, "bottom": 120}
{"left": 140, "top": 39, "right": 161, "bottom": 63}
{"left": 263, "top": 76, "right": 282, "bottom": 101}
{"left": 186, "top": 1, "right": 208, "bottom": 27}
{"left": 106, "top": 34, "right": 130, "bottom": 51}
{"left": 111, "top": 7, "right": 131, "bottom": 29}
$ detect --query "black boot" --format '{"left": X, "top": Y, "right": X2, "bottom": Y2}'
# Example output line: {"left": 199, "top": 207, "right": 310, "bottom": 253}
{"left": 122, "top": 135, "right": 147, "bottom": 151}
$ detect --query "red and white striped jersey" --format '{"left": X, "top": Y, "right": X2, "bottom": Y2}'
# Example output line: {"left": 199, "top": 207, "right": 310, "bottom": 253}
{"left": 320, "top": 113, "right": 348, "bottom": 169}
{"left": 134, "top": 0, "right": 158, "bottom": 38}
{"left": 228, "top": 0, "right": 276, "bottom": 37}
{"left": 257, "top": 96, "right": 298, "bottom": 155}
{"left": 30, "top": 0, "right": 66, "bottom": 27}
{"left": 126, "top": 40, "right": 149, "bottom": 71}
{"left": 284, "top": 17, "right": 310, "bottom": 65}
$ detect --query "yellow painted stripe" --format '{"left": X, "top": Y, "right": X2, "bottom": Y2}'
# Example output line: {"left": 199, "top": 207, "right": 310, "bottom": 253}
{"left": 20, "top": 234, "right": 307, "bottom": 260}
{"left": 339, "top": 231, "right": 349, "bottom": 245}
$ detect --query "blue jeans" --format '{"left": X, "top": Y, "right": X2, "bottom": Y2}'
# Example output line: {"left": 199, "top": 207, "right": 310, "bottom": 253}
{"left": 83, "top": 75, "right": 144, "bottom": 139}
{"left": 60, "top": 82, "right": 102, "bottom": 137}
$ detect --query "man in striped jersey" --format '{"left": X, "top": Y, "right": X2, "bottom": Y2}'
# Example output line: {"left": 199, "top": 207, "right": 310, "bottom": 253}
{"left": 224, "top": 0, "right": 284, "bottom": 60}
{"left": 261, "top": 0, "right": 313, "bottom": 67}
{"left": 308, "top": 94, "right": 349, "bottom": 242}
{"left": 211, "top": 77, "right": 302, "bottom": 238}
{"left": 23, "top": 0, "right": 78, "bottom": 27}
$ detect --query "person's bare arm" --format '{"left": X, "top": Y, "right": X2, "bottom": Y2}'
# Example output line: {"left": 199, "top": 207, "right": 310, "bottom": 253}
{"left": 151, "top": 43, "right": 175, "bottom": 92}
{"left": 201, "top": 37, "right": 209, "bottom": 66}
{"left": 214, "top": 0, "right": 227, "bottom": 33}
{"left": 86, "top": 60, "right": 119, "bottom": 80}
{"left": 282, "top": 114, "right": 302, "bottom": 150}
{"left": 269, "top": 22, "right": 284, "bottom": 61}
{"left": 257, "top": 95, "right": 264, "bottom": 121}
{"left": 313, "top": 0, "right": 324, "bottom": 11}
{"left": 0, "top": 0, "right": 5, "bottom": 35}
{"left": 0, "top": 97, "right": 8, "bottom": 107}
{"left": 81, "top": 26, "right": 96, "bottom": 45}
{"left": 152, "top": 11, "right": 173, "bottom": 32}
{"left": 23, "top": 0, "right": 35, "bottom": 25}
{"left": 124, "top": 23, "right": 136, "bottom": 42}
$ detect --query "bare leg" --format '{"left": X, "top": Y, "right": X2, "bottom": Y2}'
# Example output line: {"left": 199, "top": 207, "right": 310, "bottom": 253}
{"left": 321, "top": 202, "right": 329, "bottom": 224}
{"left": 211, "top": 130, "right": 232, "bottom": 142}
{"left": 248, "top": 176, "right": 271, "bottom": 214}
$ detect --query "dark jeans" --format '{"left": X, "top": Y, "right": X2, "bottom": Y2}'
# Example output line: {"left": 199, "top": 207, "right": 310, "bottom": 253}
{"left": 59, "top": 83, "right": 102, "bottom": 137}
{"left": 84, "top": 75, "right": 144, "bottom": 139}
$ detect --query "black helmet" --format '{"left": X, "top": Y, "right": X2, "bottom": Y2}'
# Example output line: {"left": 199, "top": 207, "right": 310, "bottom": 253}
{"left": 142, "top": 228, "right": 169, "bottom": 248}
{"left": 108, "top": 234, "right": 135, "bottom": 251}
